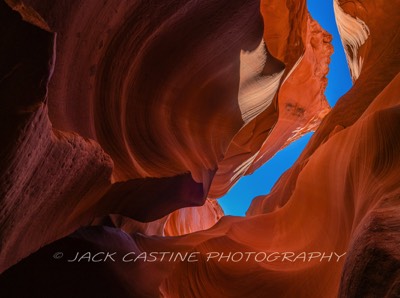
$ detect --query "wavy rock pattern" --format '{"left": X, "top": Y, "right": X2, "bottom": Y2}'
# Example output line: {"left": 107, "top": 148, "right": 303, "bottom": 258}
{"left": 0, "top": 0, "right": 330, "bottom": 267}
{"left": 0, "top": 0, "right": 399, "bottom": 297}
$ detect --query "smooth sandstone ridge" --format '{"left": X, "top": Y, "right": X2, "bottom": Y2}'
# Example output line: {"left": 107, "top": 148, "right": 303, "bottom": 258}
{"left": 0, "top": 0, "right": 399, "bottom": 297}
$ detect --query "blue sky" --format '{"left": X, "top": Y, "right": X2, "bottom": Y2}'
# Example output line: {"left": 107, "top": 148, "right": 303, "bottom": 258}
{"left": 219, "top": 0, "right": 352, "bottom": 216}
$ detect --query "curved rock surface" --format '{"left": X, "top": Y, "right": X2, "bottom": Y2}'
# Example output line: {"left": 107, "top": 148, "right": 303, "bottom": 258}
{"left": 0, "top": 0, "right": 330, "bottom": 270}
{"left": 0, "top": 0, "right": 399, "bottom": 297}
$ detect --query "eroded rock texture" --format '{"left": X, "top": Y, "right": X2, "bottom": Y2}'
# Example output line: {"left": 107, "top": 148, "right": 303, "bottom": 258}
{"left": 0, "top": 0, "right": 399, "bottom": 297}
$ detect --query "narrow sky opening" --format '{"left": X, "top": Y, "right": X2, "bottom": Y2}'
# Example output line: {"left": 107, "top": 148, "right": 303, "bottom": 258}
{"left": 218, "top": 0, "right": 352, "bottom": 216}
{"left": 219, "top": 132, "right": 313, "bottom": 216}
{"left": 307, "top": 0, "right": 352, "bottom": 106}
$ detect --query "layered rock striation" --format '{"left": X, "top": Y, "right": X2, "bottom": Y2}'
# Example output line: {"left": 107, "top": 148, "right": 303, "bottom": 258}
{"left": 0, "top": 0, "right": 399, "bottom": 297}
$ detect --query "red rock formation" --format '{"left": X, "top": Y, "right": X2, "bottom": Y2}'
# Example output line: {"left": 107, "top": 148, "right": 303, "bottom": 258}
{"left": 135, "top": 2, "right": 400, "bottom": 291}
{"left": 0, "top": 0, "right": 331, "bottom": 270}
{"left": 0, "top": 0, "right": 399, "bottom": 297}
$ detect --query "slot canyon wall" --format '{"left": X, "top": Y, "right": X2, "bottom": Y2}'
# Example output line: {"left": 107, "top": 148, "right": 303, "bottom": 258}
{"left": 0, "top": 0, "right": 399, "bottom": 297}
